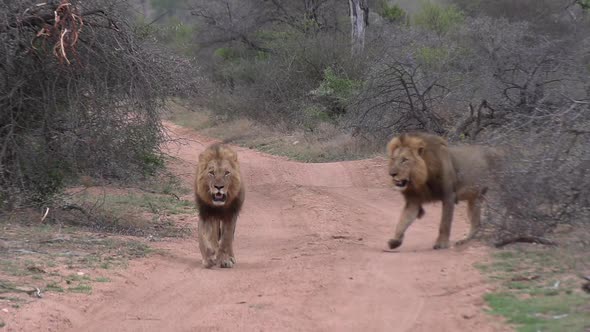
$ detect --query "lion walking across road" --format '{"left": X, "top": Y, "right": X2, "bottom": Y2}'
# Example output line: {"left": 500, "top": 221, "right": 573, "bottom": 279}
{"left": 386, "top": 133, "right": 502, "bottom": 250}
{"left": 194, "top": 144, "right": 245, "bottom": 268}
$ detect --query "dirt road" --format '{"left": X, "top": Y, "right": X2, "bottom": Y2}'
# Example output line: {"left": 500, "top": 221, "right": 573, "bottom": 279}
{"left": 5, "top": 123, "right": 507, "bottom": 332}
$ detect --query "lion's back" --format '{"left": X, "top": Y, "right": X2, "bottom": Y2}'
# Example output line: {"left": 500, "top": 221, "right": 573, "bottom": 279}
{"left": 449, "top": 145, "right": 501, "bottom": 196}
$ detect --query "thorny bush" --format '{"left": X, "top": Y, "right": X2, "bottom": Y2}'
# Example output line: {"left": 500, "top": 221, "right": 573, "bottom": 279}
{"left": 0, "top": 0, "right": 196, "bottom": 209}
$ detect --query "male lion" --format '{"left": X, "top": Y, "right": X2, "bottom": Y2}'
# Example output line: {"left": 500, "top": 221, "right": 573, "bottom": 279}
{"left": 194, "top": 143, "right": 245, "bottom": 268}
{"left": 386, "top": 133, "right": 500, "bottom": 250}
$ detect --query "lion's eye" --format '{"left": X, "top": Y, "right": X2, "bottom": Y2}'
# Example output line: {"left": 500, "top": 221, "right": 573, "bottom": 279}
{"left": 401, "top": 157, "right": 408, "bottom": 163}
{"left": 224, "top": 171, "right": 230, "bottom": 176}
{"left": 208, "top": 171, "right": 215, "bottom": 177}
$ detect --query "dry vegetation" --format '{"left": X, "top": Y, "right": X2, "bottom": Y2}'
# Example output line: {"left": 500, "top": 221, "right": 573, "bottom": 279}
{"left": 1, "top": 0, "right": 589, "bottom": 329}
{"left": 165, "top": 102, "right": 379, "bottom": 162}
{"left": 156, "top": 0, "right": 590, "bottom": 245}
{"left": 0, "top": 0, "right": 197, "bottom": 209}
{"left": 0, "top": 0, "right": 197, "bottom": 319}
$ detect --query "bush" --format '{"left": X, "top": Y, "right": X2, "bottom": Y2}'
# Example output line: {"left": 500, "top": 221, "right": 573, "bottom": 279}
{"left": 480, "top": 104, "right": 590, "bottom": 244}
{"left": 201, "top": 26, "right": 365, "bottom": 126}
{"left": 0, "top": 0, "right": 195, "bottom": 207}
{"left": 377, "top": 1, "right": 407, "bottom": 23}
{"left": 413, "top": 1, "right": 464, "bottom": 35}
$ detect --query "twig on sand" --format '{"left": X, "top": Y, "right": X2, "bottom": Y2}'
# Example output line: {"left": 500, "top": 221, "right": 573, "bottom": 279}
{"left": 494, "top": 236, "right": 557, "bottom": 248}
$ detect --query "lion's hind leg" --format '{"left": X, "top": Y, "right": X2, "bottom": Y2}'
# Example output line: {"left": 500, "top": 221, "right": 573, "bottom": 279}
{"left": 456, "top": 197, "right": 482, "bottom": 246}
{"left": 198, "top": 218, "right": 220, "bottom": 268}
{"left": 433, "top": 195, "right": 456, "bottom": 250}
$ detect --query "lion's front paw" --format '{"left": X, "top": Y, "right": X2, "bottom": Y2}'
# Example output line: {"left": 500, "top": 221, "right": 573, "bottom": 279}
{"left": 388, "top": 238, "right": 403, "bottom": 249}
{"left": 433, "top": 241, "right": 450, "bottom": 250}
{"left": 202, "top": 257, "right": 216, "bottom": 269}
{"left": 219, "top": 257, "right": 235, "bottom": 268}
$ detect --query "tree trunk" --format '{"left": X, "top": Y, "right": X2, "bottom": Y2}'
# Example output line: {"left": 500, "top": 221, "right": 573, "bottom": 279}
{"left": 349, "top": 0, "right": 369, "bottom": 55}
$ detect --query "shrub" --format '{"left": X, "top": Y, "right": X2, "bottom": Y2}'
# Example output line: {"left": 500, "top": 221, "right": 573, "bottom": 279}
{"left": 311, "top": 67, "right": 362, "bottom": 113}
{"left": 377, "top": 1, "right": 407, "bottom": 23}
{"left": 0, "top": 0, "right": 195, "bottom": 207}
{"left": 413, "top": 1, "right": 464, "bottom": 35}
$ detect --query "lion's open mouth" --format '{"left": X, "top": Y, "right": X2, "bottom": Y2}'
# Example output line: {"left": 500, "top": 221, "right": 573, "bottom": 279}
{"left": 394, "top": 179, "right": 409, "bottom": 189}
{"left": 212, "top": 192, "right": 227, "bottom": 205}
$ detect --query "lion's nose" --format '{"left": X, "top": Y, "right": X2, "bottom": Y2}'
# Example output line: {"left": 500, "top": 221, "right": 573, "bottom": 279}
{"left": 214, "top": 185, "right": 224, "bottom": 190}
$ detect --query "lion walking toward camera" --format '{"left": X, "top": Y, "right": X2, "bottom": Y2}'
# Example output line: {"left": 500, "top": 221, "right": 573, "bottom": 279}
{"left": 386, "top": 133, "right": 502, "bottom": 250}
{"left": 195, "top": 144, "right": 245, "bottom": 268}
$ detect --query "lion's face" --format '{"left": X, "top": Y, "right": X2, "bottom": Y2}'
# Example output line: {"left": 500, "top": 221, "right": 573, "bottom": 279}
{"left": 204, "top": 159, "right": 235, "bottom": 206}
{"left": 196, "top": 144, "right": 242, "bottom": 208}
{"left": 387, "top": 135, "right": 428, "bottom": 192}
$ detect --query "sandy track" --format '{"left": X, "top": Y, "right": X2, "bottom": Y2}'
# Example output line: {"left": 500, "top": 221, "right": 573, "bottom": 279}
{"left": 4, "top": 123, "right": 508, "bottom": 332}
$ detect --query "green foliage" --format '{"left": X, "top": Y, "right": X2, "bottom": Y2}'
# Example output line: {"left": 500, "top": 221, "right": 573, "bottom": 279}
{"left": 413, "top": 1, "right": 464, "bottom": 35}
{"left": 138, "top": 152, "right": 165, "bottom": 176}
{"left": 417, "top": 46, "right": 449, "bottom": 69}
{"left": 578, "top": 0, "right": 590, "bottom": 10}
{"left": 134, "top": 16, "right": 197, "bottom": 55}
{"left": 255, "top": 50, "right": 270, "bottom": 61}
{"left": 301, "top": 17, "right": 321, "bottom": 32}
{"left": 156, "top": 19, "right": 198, "bottom": 55}
{"left": 377, "top": 1, "right": 407, "bottom": 23}
{"left": 312, "top": 67, "right": 361, "bottom": 103}
{"left": 169, "top": 21, "right": 197, "bottom": 53}
{"left": 302, "top": 105, "right": 331, "bottom": 131}
{"left": 33, "top": 167, "right": 65, "bottom": 202}
{"left": 134, "top": 17, "right": 158, "bottom": 41}
{"left": 214, "top": 47, "right": 239, "bottom": 61}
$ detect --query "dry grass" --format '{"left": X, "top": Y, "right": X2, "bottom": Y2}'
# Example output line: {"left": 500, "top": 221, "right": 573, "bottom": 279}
{"left": 0, "top": 169, "right": 196, "bottom": 314}
{"left": 0, "top": 220, "right": 157, "bottom": 306}
{"left": 165, "top": 101, "right": 381, "bottom": 162}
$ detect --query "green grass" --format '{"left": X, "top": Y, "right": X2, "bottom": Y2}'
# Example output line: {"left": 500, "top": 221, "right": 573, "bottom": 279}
{"left": 477, "top": 246, "right": 590, "bottom": 332}
{"left": 0, "top": 321, "right": 5, "bottom": 328}
{"left": 65, "top": 274, "right": 91, "bottom": 283}
{"left": 94, "top": 277, "right": 111, "bottom": 283}
{"left": 0, "top": 260, "right": 28, "bottom": 277}
{"left": 485, "top": 292, "right": 589, "bottom": 332}
{"left": 46, "top": 282, "right": 64, "bottom": 293}
{"left": 68, "top": 284, "right": 92, "bottom": 294}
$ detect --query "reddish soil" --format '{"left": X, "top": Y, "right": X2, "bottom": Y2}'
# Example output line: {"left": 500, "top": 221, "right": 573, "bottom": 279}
{"left": 3, "top": 122, "right": 509, "bottom": 332}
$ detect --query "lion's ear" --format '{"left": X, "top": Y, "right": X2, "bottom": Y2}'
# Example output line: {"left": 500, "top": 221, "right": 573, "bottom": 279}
{"left": 387, "top": 137, "right": 401, "bottom": 156}
{"left": 198, "top": 149, "right": 209, "bottom": 163}
{"left": 228, "top": 149, "right": 238, "bottom": 162}
{"left": 404, "top": 136, "right": 426, "bottom": 156}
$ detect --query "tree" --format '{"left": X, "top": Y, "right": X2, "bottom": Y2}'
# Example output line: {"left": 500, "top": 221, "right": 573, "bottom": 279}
{"left": 348, "top": 0, "right": 369, "bottom": 54}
